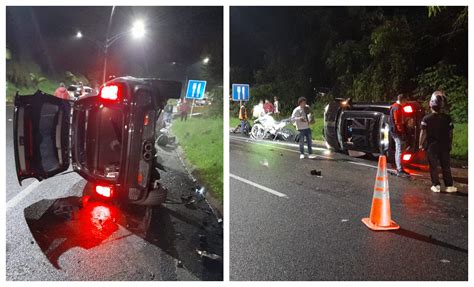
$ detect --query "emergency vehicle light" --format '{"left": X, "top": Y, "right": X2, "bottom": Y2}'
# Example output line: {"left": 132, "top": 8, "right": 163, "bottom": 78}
{"left": 95, "top": 185, "right": 113, "bottom": 198}
{"left": 100, "top": 84, "right": 120, "bottom": 101}
{"left": 403, "top": 105, "right": 414, "bottom": 114}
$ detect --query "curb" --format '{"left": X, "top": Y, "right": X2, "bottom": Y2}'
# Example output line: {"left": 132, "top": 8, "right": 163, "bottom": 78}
{"left": 174, "top": 145, "right": 223, "bottom": 218}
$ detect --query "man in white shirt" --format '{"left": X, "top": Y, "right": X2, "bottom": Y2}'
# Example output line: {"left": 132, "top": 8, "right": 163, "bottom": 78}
{"left": 292, "top": 97, "right": 316, "bottom": 159}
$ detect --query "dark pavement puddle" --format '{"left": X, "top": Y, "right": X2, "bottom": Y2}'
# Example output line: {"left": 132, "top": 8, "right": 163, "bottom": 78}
{"left": 23, "top": 164, "right": 223, "bottom": 280}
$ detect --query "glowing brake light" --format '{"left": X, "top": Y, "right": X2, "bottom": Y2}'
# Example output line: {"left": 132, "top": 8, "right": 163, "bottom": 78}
{"left": 402, "top": 153, "right": 412, "bottom": 162}
{"left": 95, "top": 185, "right": 113, "bottom": 198}
{"left": 144, "top": 114, "right": 150, "bottom": 126}
{"left": 100, "top": 84, "right": 120, "bottom": 101}
{"left": 403, "top": 105, "right": 413, "bottom": 114}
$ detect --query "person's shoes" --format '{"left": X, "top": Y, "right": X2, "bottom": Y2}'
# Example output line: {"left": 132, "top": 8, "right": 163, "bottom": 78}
{"left": 300, "top": 154, "right": 305, "bottom": 159}
{"left": 445, "top": 186, "right": 458, "bottom": 193}
{"left": 430, "top": 185, "right": 441, "bottom": 193}
{"left": 308, "top": 154, "right": 317, "bottom": 159}
{"left": 397, "top": 170, "right": 411, "bottom": 178}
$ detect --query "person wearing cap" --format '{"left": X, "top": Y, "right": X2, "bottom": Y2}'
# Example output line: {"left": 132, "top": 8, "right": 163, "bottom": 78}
{"left": 419, "top": 91, "right": 457, "bottom": 193}
{"left": 292, "top": 97, "right": 316, "bottom": 159}
{"left": 54, "top": 82, "right": 69, "bottom": 100}
{"left": 389, "top": 93, "right": 411, "bottom": 177}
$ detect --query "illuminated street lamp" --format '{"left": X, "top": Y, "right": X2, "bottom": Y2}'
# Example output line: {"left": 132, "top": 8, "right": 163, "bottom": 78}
{"left": 203, "top": 57, "right": 210, "bottom": 64}
{"left": 131, "top": 20, "right": 146, "bottom": 39}
{"left": 75, "top": 7, "right": 147, "bottom": 83}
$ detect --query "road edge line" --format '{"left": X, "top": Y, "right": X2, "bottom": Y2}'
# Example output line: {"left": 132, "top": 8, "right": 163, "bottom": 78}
{"left": 6, "top": 180, "right": 41, "bottom": 211}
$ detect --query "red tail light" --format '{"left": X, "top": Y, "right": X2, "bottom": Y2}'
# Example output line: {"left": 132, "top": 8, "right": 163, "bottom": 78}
{"left": 95, "top": 185, "right": 113, "bottom": 198}
{"left": 403, "top": 105, "right": 413, "bottom": 114}
{"left": 144, "top": 114, "right": 150, "bottom": 126}
{"left": 100, "top": 84, "right": 121, "bottom": 101}
{"left": 402, "top": 153, "right": 412, "bottom": 162}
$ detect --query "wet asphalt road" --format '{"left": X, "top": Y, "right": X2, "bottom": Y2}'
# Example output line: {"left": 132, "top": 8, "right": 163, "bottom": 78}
{"left": 229, "top": 135, "right": 468, "bottom": 281}
{"left": 6, "top": 107, "right": 223, "bottom": 281}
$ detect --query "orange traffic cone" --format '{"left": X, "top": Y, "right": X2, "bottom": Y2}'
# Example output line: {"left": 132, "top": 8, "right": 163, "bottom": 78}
{"left": 362, "top": 155, "right": 400, "bottom": 231}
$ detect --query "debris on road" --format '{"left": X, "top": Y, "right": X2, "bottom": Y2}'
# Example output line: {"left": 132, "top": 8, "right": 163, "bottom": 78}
{"left": 177, "top": 260, "right": 183, "bottom": 268}
{"left": 310, "top": 169, "right": 322, "bottom": 177}
{"left": 184, "top": 199, "right": 197, "bottom": 208}
{"left": 196, "top": 249, "right": 223, "bottom": 263}
{"left": 341, "top": 219, "right": 349, "bottom": 222}
{"left": 440, "top": 259, "right": 450, "bottom": 264}
{"left": 195, "top": 186, "right": 206, "bottom": 201}
{"left": 180, "top": 194, "right": 193, "bottom": 202}
{"left": 260, "top": 159, "right": 269, "bottom": 167}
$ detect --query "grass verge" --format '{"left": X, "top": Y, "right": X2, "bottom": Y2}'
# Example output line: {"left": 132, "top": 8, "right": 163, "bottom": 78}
{"left": 171, "top": 117, "right": 223, "bottom": 203}
{"left": 451, "top": 123, "right": 468, "bottom": 160}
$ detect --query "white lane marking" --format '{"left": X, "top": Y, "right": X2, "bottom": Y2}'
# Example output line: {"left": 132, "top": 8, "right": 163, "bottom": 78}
{"left": 6, "top": 180, "right": 41, "bottom": 211}
{"left": 230, "top": 173, "right": 289, "bottom": 199}
{"left": 230, "top": 135, "right": 397, "bottom": 173}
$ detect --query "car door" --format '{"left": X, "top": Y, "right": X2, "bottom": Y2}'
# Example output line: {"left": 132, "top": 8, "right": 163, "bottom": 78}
{"left": 14, "top": 90, "right": 71, "bottom": 185}
{"left": 338, "top": 110, "right": 383, "bottom": 153}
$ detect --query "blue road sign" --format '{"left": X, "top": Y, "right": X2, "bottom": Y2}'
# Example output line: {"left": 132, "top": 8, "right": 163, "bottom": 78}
{"left": 232, "top": 84, "right": 250, "bottom": 101}
{"left": 185, "top": 80, "right": 207, "bottom": 100}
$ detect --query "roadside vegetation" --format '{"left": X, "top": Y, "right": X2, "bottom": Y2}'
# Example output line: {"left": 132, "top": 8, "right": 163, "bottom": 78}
{"left": 6, "top": 58, "right": 90, "bottom": 103}
{"left": 172, "top": 116, "right": 223, "bottom": 203}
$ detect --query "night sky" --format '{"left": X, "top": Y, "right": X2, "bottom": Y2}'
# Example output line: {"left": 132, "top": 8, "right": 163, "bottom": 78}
{"left": 231, "top": 7, "right": 303, "bottom": 70}
{"left": 6, "top": 6, "right": 222, "bottom": 83}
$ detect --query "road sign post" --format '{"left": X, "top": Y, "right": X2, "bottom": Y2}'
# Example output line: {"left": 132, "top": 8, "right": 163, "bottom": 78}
{"left": 185, "top": 80, "right": 207, "bottom": 118}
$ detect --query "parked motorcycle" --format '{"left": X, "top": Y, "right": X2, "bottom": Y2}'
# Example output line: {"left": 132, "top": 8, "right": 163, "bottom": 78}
{"left": 250, "top": 114, "right": 295, "bottom": 141}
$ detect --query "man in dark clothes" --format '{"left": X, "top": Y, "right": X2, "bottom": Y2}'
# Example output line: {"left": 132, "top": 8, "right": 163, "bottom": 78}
{"left": 419, "top": 91, "right": 457, "bottom": 193}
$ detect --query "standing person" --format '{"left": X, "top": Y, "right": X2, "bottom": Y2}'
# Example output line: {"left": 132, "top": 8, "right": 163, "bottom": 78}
{"left": 292, "top": 97, "right": 316, "bottom": 159}
{"left": 54, "top": 82, "right": 69, "bottom": 100}
{"left": 263, "top": 99, "right": 274, "bottom": 114}
{"left": 273, "top": 96, "right": 280, "bottom": 119}
{"left": 180, "top": 99, "right": 190, "bottom": 121}
{"left": 389, "top": 94, "right": 411, "bottom": 177}
{"left": 239, "top": 102, "right": 248, "bottom": 134}
{"left": 252, "top": 100, "right": 265, "bottom": 118}
{"left": 164, "top": 103, "right": 173, "bottom": 124}
{"left": 419, "top": 91, "right": 457, "bottom": 193}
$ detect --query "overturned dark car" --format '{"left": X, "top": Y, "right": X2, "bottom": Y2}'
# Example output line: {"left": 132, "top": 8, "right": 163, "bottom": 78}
{"left": 14, "top": 76, "right": 181, "bottom": 206}
{"left": 323, "top": 98, "right": 425, "bottom": 165}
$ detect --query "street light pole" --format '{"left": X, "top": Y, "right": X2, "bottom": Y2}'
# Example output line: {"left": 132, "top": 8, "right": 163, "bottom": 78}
{"left": 76, "top": 10, "right": 145, "bottom": 85}
{"left": 103, "top": 6, "right": 115, "bottom": 84}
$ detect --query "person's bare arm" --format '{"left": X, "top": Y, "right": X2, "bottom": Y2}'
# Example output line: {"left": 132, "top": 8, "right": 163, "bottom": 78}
{"left": 419, "top": 129, "right": 426, "bottom": 150}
